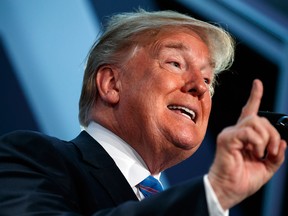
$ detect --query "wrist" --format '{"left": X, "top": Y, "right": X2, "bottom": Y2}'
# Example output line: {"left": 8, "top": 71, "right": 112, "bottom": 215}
{"left": 208, "top": 170, "right": 242, "bottom": 210}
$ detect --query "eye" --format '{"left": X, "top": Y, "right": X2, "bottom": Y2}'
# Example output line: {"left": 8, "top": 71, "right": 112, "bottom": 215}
{"left": 169, "top": 61, "right": 181, "bottom": 68}
{"left": 204, "top": 78, "right": 210, "bottom": 84}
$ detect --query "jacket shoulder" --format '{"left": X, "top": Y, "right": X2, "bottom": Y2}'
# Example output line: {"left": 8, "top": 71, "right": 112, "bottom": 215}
{"left": 0, "top": 130, "right": 72, "bottom": 155}
{"left": 1, "top": 130, "right": 63, "bottom": 144}
{"left": 0, "top": 130, "right": 83, "bottom": 184}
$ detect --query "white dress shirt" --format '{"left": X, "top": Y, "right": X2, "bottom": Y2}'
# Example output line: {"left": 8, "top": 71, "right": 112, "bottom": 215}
{"left": 85, "top": 122, "right": 228, "bottom": 215}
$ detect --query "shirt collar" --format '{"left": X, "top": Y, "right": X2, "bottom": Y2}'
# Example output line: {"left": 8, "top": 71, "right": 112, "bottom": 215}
{"left": 85, "top": 122, "right": 160, "bottom": 188}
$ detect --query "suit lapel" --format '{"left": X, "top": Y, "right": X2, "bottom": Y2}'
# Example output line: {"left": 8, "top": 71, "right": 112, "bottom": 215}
{"left": 70, "top": 131, "right": 138, "bottom": 205}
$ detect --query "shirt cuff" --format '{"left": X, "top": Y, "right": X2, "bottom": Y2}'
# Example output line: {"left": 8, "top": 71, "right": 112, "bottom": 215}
{"left": 203, "top": 174, "right": 229, "bottom": 216}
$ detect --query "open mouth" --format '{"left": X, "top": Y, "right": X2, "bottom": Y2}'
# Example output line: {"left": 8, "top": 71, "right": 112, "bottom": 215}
{"left": 167, "top": 105, "right": 196, "bottom": 122}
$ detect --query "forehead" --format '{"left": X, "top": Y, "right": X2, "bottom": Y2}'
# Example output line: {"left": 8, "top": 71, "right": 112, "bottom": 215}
{"left": 147, "top": 28, "right": 209, "bottom": 53}
{"left": 126, "top": 27, "right": 214, "bottom": 69}
{"left": 146, "top": 29, "right": 212, "bottom": 64}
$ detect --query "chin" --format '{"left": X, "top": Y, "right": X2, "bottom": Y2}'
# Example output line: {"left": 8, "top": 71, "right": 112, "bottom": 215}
{"left": 171, "top": 135, "right": 202, "bottom": 152}
{"left": 177, "top": 142, "right": 201, "bottom": 153}
{"left": 170, "top": 144, "right": 200, "bottom": 164}
{"left": 174, "top": 131, "right": 203, "bottom": 148}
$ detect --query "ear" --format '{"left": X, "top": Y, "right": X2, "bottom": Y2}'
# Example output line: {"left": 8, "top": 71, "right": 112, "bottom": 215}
{"left": 96, "top": 65, "right": 121, "bottom": 104}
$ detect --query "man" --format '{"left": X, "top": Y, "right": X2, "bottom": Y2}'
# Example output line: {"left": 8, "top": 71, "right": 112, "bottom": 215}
{"left": 0, "top": 9, "right": 286, "bottom": 216}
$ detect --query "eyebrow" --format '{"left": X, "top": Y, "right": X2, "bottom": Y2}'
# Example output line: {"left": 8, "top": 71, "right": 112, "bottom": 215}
{"left": 151, "top": 41, "right": 188, "bottom": 56}
{"left": 163, "top": 42, "right": 189, "bottom": 51}
{"left": 160, "top": 42, "right": 215, "bottom": 69}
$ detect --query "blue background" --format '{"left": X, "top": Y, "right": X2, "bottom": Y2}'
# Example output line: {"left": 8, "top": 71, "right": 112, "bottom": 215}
{"left": 1, "top": 1, "right": 287, "bottom": 215}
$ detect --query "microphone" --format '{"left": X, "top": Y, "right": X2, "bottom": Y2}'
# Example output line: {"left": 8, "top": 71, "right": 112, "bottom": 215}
{"left": 258, "top": 111, "right": 288, "bottom": 143}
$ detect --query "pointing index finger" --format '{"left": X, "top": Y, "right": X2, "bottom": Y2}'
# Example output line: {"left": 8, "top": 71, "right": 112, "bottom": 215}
{"left": 238, "top": 79, "right": 263, "bottom": 121}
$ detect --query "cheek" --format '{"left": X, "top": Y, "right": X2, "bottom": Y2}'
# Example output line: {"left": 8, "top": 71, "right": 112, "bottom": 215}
{"left": 205, "top": 97, "right": 212, "bottom": 114}
{"left": 201, "top": 91, "right": 212, "bottom": 111}
{"left": 148, "top": 72, "right": 183, "bottom": 95}
{"left": 133, "top": 73, "right": 180, "bottom": 106}
{"left": 199, "top": 97, "right": 212, "bottom": 135}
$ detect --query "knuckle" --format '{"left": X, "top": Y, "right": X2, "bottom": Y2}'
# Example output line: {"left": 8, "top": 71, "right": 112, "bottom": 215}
{"left": 217, "top": 127, "right": 233, "bottom": 145}
{"left": 240, "top": 127, "right": 250, "bottom": 137}
{"left": 259, "top": 116, "right": 269, "bottom": 124}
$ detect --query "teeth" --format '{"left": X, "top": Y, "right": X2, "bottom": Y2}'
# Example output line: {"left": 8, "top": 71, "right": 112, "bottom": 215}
{"left": 168, "top": 105, "right": 196, "bottom": 120}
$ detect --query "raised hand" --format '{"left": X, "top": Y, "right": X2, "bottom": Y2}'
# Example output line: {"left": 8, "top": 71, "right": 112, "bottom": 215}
{"left": 208, "top": 79, "right": 287, "bottom": 210}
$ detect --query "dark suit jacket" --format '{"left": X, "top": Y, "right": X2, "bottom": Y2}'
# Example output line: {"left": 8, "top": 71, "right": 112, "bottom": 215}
{"left": 0, "top": 130, "right": 209, "bottom": 215}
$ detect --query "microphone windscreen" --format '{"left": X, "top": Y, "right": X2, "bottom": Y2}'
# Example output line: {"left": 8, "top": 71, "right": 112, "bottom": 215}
{"left": 258, "top": 111, "right": 288, "bottom": 143}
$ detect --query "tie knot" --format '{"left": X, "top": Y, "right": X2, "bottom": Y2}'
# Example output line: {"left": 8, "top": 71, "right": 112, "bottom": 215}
{"left": 138, "top": 175, "right": 163, "bottom": 198}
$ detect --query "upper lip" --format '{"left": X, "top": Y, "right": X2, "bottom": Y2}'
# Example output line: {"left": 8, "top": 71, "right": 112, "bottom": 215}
{"left": 167, "top": 104, "right": 197, "bottom": 122}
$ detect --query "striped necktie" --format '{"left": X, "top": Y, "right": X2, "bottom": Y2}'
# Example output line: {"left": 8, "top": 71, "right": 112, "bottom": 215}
{"left": 138, "top": 175, "right": 163, "bottom": 198}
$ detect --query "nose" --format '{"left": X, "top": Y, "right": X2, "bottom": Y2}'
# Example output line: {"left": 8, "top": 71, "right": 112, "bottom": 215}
{"left": 181, "top": 72, "right": 209, "bottom": 98}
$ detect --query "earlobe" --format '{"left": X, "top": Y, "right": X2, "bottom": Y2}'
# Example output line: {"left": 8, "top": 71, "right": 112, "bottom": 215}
{"left": 96, "top": 65, "right": 120, "bottom": 104}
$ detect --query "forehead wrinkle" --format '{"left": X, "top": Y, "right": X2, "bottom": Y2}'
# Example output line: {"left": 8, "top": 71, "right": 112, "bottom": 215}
{"left": 149, "top": 38, "right": 215, "bottom": 74}
{"left": 150, "top": 40, "right": 189, "bottom": 58}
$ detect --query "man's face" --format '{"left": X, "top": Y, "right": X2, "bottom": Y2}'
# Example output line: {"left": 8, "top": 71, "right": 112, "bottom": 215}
{"left": 115, "top": 29, "right": 213, "bottom": 168}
